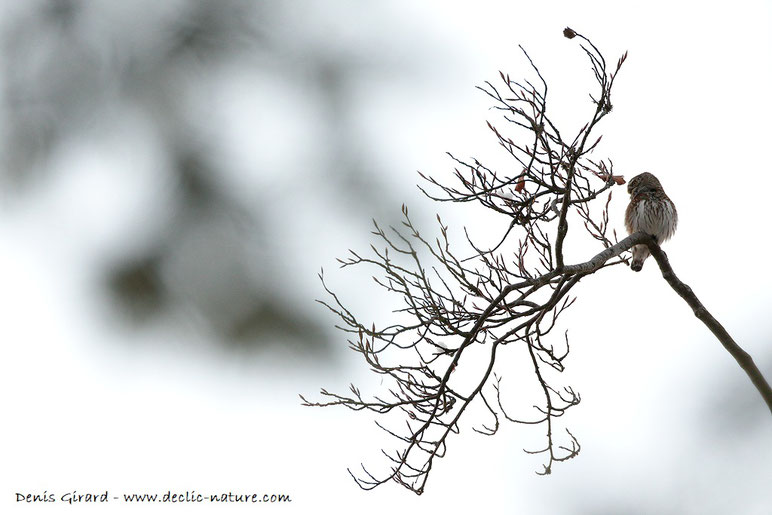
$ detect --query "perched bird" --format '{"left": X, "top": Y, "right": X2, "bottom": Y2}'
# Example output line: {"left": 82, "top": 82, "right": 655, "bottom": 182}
{"left": 624, "top": 172, "right": 678, "bottom": 272}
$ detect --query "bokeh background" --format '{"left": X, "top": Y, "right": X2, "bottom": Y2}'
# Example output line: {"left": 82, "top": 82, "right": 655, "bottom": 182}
{"left": 1, "top": 1, "right": 770, "bottom": 513}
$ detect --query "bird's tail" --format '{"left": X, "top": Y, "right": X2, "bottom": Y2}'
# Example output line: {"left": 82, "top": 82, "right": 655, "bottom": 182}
{"left": 630, "top": 244, "right": 649, "bottom": 272}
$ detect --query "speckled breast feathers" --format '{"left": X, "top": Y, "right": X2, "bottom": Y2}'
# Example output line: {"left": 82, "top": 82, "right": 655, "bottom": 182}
{"left": 624, "top": 172, "right": 677, "bottom": 271}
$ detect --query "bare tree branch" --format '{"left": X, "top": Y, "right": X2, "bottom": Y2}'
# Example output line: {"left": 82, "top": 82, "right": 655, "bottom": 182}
{"left": 646, "top": 237, "right": 772, "bottom": 413}
{"left": 302, "top": 28, "right": 770, "bottom": 495}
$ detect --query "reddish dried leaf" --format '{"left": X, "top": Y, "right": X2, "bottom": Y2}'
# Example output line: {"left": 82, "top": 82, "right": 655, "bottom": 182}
{"left": 515, "top": 173, "right": 526, "bottom": 193}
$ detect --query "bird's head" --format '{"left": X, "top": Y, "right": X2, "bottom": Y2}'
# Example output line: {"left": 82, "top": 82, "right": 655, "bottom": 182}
{"left": 627, "top": 172, "right": 664, "bottom": 196}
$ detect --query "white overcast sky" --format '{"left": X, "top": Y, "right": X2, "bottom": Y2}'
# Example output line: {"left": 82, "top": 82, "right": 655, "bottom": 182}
{"left": 1, "top": 1, "right": 771, "bottom": 514}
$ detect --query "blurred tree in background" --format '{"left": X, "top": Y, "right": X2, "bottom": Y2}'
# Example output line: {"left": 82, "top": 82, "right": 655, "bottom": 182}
{"left": 0, "top": 0, "right": 413, "bottom": 352}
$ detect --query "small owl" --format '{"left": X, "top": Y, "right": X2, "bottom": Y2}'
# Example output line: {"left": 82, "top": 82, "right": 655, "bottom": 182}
{"left": 624, "top": 172, "right": 678, "bottom": 272}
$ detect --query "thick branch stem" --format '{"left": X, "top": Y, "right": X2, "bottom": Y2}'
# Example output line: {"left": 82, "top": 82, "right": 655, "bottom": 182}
{"left": 644, "top": 235, "right": 772, "bottom": 414}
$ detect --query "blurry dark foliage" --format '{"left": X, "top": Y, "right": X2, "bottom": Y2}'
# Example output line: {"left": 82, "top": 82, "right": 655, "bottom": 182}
{"left": 0, "top": 0, "right": 401, "bottom": 352}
